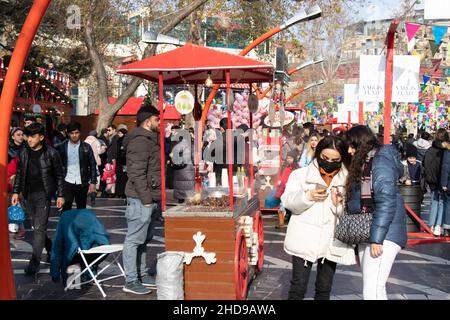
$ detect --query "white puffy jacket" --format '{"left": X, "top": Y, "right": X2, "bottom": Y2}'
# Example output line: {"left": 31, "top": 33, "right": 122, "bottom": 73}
{"left": 281, "top": 160, "right": 356, "bottom": 265}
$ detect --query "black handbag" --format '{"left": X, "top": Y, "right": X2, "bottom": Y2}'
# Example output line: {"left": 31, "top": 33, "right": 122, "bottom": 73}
{"left": 335, "top": 151, "right": 375, "bottom": 245}
{"left": 334, "top": 211, "right": 373, "bottom": 245}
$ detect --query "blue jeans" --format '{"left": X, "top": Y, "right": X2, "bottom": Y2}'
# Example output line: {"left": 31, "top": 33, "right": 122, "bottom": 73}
{"left": 429, "top": 190, "right": 445, "bottom": 227}
{"left": 122, "top": 197, "right": 157, "bottom": 283}
{"left": 443, "top": 193, "right": 450, "bottom": 230}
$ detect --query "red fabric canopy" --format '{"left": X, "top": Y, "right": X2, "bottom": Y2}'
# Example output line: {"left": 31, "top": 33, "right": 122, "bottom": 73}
{"left": 116, "top": 43, "right": 273, "bottom": 84}
{"left": 94, "top": 97, "right": 144, "bottom": 115}
{"left": 94, "top": 97, "right": 181, "bottom": 119}
{"left": 164, "top": 104, "right": 181, "bottom": 120}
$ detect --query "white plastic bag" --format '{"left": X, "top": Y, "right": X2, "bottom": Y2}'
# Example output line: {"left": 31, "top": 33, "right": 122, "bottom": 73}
{"left": 156, "top": 251, "right": 185, "bottom": 300}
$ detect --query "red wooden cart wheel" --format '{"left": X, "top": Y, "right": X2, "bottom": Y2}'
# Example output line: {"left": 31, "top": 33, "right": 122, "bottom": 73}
{"left": 234, "top": 229, "right": 248, "bottom": 300}
{"left": 253, "top": 211, "right": 264, "bottom": 274}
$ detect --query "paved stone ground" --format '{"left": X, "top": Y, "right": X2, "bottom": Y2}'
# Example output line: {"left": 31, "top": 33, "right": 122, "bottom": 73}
{"left": 9, "top": 193, "right": 450, "bottom": 300}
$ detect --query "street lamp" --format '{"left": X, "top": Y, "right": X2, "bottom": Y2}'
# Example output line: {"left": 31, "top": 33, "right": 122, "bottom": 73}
{"left": 280, "top": 4, "right": 322, "bottom": 31}
{"left": 200, "top": 4, "right": 323, "bottom": 127}
{"left": 288, "top": 56, "right": 324, "bottom": 76}
{"left": 142, "top": 31, "right": 185, "bottom": 46}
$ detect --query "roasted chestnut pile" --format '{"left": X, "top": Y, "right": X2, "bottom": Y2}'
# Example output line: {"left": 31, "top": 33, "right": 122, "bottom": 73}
{"left": 185, "top": 196, "right": 230, "bottom": 212}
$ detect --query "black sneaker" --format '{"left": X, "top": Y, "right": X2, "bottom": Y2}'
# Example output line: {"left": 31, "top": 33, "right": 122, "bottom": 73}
{"left": 24, "top": 262, "right": 39, "bottom": 276}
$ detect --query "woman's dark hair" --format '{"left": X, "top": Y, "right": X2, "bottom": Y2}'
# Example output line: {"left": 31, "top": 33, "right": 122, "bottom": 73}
{"left": 313, "top": 135, "right": 350, "bottom": 168}
{"left": 118, "top": 128, "right": 128, "bottom": 135}
{"left": 344, "top": 125, "right": 381, "bottom": 199}
{"left": 435, "top": 128, "right": 449, "bottom": 142}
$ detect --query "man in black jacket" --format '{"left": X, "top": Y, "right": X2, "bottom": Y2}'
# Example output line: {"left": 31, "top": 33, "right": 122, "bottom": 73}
{"left": 12, "top": 122, "right": 65, "bottom": 275}
{"left": 57, "top": 122, "right": 97, "bottom": 212}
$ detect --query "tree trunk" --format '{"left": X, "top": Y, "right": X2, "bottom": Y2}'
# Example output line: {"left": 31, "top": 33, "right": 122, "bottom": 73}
{"left": 85, "top": 0, "right": 208, "bottom": 133}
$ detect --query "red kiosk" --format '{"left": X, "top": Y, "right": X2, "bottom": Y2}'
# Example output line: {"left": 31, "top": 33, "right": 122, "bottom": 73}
{"left": 117, "top": 43, "right": 274, "bottom": 300}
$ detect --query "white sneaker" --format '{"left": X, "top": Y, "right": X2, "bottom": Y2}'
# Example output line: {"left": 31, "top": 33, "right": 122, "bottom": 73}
{"left": 433, "top": 225, "right": 441, "bottom": 236}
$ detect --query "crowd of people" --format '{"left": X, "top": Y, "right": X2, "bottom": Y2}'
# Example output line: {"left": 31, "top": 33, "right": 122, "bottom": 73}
{"left": 6, "top": 106, "right": 164, "bottom": 295}
{"left": 6, "top": 108, "right": 450, "bottom": 299}
{"left": 275, "top": 123, "right": 450, "bottom": 300}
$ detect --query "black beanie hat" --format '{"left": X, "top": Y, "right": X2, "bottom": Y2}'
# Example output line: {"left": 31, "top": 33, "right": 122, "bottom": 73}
{"left": 405, "top": 144, "right": 417, "bottom": 158}
{"left": 137, "top": 105, "right": 159, "bottom": 123}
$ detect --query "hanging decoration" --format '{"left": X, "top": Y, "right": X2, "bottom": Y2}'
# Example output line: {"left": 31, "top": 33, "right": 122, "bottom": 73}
{"left": 174, "top": 90, "right": 195, "bottom": 115}
{"left": 431, "top": 26, "right": 448, "bottom": 46}
{"left": 406, "top": 23, "right": 421, "bottom": 42}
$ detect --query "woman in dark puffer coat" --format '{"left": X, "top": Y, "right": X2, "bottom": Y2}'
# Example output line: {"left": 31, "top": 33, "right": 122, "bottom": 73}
{"left": 345, "top": 126, "right": 406, "bottom": 300}
{"left": 170, "top": 130, "right": 195, "bottom": 203}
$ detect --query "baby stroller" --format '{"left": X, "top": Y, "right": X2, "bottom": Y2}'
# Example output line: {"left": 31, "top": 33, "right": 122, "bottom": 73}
{"left": 50, "top": 209, "right": 125, "bottom": 298}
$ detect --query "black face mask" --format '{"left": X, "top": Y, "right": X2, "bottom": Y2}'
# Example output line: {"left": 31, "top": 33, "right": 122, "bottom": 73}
{"left": 318, "top": 157, "right": 342, "bottom": 173}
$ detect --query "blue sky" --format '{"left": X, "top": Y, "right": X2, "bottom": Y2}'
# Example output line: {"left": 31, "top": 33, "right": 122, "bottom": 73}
{"left": 355, "top": 0, "right": 424, "bottom": 22}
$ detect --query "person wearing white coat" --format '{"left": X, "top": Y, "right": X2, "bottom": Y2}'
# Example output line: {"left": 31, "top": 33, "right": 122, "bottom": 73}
{"left": 281, "top": 136, "right": 356, "bottom": 300}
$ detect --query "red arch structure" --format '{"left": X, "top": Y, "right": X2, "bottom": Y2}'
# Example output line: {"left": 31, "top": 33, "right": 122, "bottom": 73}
{"left": 0, "top": 0, "right": 51, "bottom": 299}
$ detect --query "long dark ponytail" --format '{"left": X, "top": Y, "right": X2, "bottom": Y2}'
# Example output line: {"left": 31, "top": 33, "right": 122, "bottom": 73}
{"left": 344, "top": 125, "right": 381, "bottom": 199}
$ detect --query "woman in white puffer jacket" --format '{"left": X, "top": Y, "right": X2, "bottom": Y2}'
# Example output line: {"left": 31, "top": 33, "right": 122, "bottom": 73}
{"left": 281, "top": 135, "right": 356, "bottom": 300}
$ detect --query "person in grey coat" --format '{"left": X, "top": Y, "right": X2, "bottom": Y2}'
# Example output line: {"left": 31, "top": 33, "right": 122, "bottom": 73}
{"left": 170, "top": 129, "right": 195, "bottom": 203}
{"left": 345, "top": 125, "right": 407, "bottom": 300}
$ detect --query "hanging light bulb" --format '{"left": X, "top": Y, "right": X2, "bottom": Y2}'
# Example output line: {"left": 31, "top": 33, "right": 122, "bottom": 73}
{"left": 205, "top": 71, "right": 213, "bottom": 87}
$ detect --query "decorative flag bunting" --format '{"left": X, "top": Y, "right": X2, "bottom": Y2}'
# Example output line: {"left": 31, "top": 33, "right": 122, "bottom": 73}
{"left": 431, "top": 58, "right": 442, "bottom": 71}
{"left": 423, "top": 75, "right": 431, "bottom": 85}
{"left": 406, "top": 23, "right": 421, "bottom": 42}
{"left": 432, "top": 26, "right": 448, "bottom": 46}
{"left": 407, "top": 37, "right": 416, "bottom": 53}
{"left": 429, "top": 40, "right": 439, "bottom": 56}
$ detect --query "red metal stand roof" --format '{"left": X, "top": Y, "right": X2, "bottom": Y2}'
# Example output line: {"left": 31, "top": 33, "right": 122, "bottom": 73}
{"left": 116, "top": 43, "right": 273, "bottom": 84}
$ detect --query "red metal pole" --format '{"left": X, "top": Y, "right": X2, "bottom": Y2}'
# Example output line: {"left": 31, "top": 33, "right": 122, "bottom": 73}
{"left": 226, "top": 70, "right": 233, "bottom": 210}
{"left": 347, "top": 111, "right": 351, "bottom": 129}
{"left": 0, "top": 0, "right": 52, "bottom": 300}
{"left": 384, "top": 21, "right": 399, "bottom": 145}
{"left": 249, "top": 84, "right": 254, "bottom": 197}
{"left": 158, "top": 72, "right": 166, "bottom": 212}
{"left": 358, "top": 101, "right": 364, "bottom": 125}
{"left": 284, "top": 87, "right": 305, "bottom": 105}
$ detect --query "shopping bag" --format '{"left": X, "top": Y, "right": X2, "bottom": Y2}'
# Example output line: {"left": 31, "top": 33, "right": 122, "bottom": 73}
{"left": 8, "top": 204, "right": 25, "bottom": 224}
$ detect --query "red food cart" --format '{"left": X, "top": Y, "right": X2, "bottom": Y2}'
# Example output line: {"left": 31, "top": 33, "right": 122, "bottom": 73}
{"left": 117, "top": 43, "right": 274, "bottom": 299}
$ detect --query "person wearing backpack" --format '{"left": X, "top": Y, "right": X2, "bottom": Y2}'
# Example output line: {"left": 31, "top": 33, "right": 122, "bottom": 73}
{"left": 423, "top": 128, "right": 449, "bottom": 236}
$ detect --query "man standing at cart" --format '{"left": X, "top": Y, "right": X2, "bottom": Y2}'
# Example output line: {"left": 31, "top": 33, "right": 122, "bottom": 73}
{"left": 122, "top": 105, "right": 161, "bottom": 295}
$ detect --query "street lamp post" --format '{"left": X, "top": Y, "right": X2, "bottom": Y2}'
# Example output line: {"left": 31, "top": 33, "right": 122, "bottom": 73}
{"left": 0, "top": 0, "right": 52, "bottom": 300}
{"left": 284, "top": 79, "right": 324, "bottom": 105}
{"left": 288, "top": 57, "right": 324, "bottom": 76}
